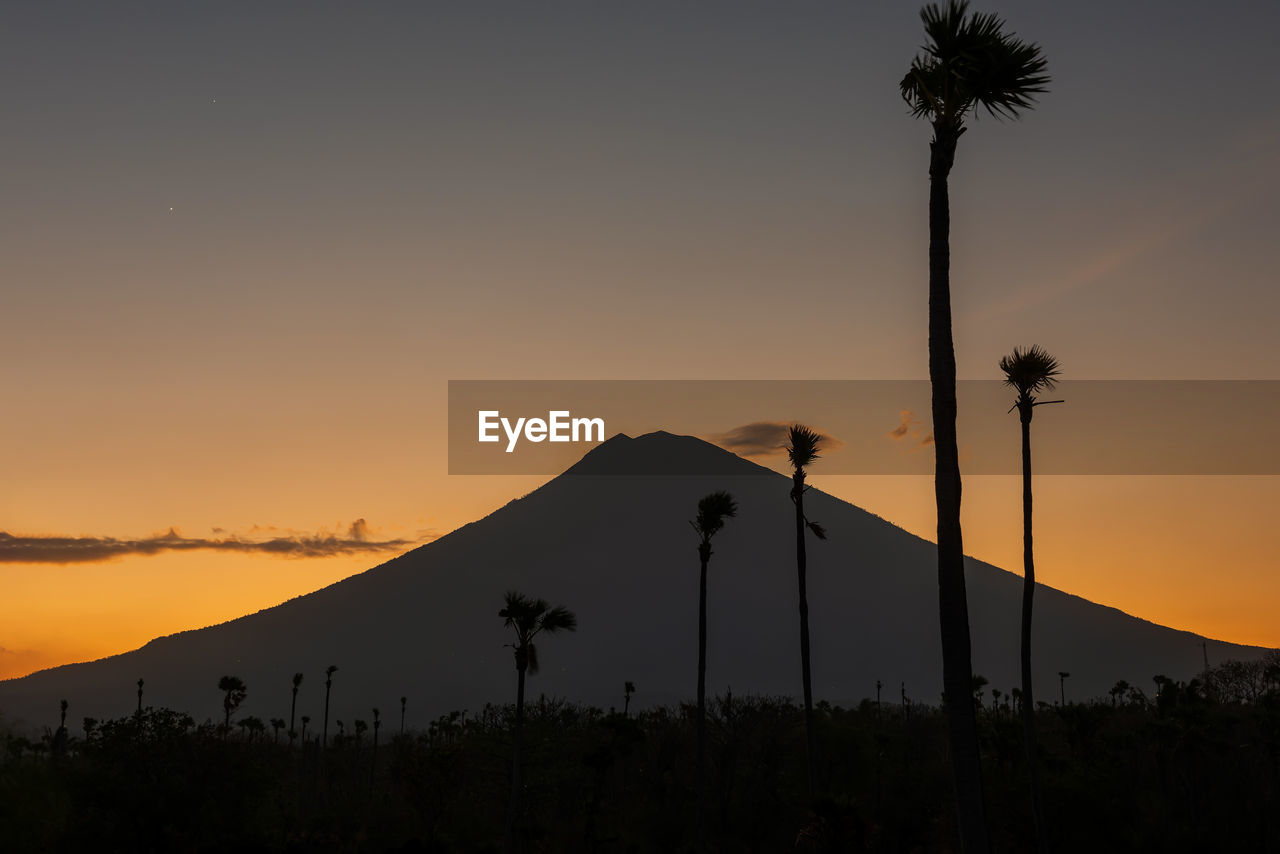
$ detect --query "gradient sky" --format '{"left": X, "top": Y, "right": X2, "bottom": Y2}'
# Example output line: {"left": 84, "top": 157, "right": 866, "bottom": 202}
{"left": 3, "top": 1, "right": 1278, "bottom": 681}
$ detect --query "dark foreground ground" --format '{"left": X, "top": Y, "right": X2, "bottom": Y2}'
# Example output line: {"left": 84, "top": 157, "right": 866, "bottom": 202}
{"left": 3, "top": 661, "right": 1279, "bottom": 853}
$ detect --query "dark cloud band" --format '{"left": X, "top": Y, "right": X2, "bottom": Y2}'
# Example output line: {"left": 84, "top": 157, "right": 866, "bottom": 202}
{"left": 0, "top": 520, "right": 418, "bottom": 565}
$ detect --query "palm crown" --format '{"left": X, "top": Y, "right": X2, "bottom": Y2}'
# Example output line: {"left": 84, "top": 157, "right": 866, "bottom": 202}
{"left": 999, "top": 345, "right": 1061, "bottom": 402}
{"left": 900, "top": 0, "right": 1048, "bottom": 130}
{"left": 500, "top": 591, "right": 578, "bottom": 673}
{"left": 786, "top": 425, "right": 822, "bottom": 471}
{"left": 692, "top": 491, "right": 738, "bottom": 540}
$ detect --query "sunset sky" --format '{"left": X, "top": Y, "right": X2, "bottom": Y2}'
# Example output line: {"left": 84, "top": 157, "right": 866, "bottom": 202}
{"left": 4, "top": 1, "right": 1278, "bottom": 681}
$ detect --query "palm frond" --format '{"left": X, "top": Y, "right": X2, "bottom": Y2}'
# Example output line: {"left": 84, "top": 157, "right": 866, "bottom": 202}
{"left": 693, "top": 490, "right": 738, "bottom": 538}
{"left": 901, "top": 0, "right": 1048, "bottom": 123}
{"left": 999, "top": 345, "right": 1061, "bottom": 397}
{"left": 786, "top": 424, "right": 822, "bottom": 470}
{"left": 806, "top": 520, "right": 828, "bottom": 541}
{"left": 540, "top": 605, "right": 578, "bottom": 635}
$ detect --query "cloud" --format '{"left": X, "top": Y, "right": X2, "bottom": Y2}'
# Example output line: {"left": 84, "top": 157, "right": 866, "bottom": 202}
{"left": 888, "top": 410, "right": 919, "bottom": 440}
{"left": 708, "top": 421, "right": 844, "bottom": 459}
{"left": 0, "top": 521, "right": 423, "bottom": 565}
{"left": 888, "top": 410, "right": 933, "bottom": 447}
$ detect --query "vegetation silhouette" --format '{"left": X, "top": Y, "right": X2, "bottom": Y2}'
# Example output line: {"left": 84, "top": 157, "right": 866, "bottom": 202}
{"left": 690, "top": 489, "right": 737, "bottom": 850}
{"left": 288, "top": 671, "right": 303, "bottom": 745}
{"left": 218, "top": 675, "right": 247, "bottom": 735}
{"left": 498, "top": 590, "right": 577, "bottom": 852}
{"left": 1001, "top": 343, "right": 1063, "bottom": 853}
{"left": 623, "top": 680, "right": 636, "bottom": 717}
{"left": 135, "top": 678, "right": 143, "bottom": 716}
{"left": 786, "top": 424, "right": 828, "bottom": 800}
{"left": 322, "top": 664, "right": 338, "bottom": 748}
{"left": 6, "top": 662, "right": 1280, "bottom": 852}
{"left": 900, "top": 2, "right": 1048, "bottom": 849}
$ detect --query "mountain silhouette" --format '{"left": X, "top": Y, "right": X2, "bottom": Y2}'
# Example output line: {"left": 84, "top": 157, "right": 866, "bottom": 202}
{"left": 0, "top": 431, "right": 1267, "bottom": 732}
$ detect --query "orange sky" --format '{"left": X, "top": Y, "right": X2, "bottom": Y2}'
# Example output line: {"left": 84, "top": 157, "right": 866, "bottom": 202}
{"left": 3, "top": 2, "right": 1279, "bottom": 681}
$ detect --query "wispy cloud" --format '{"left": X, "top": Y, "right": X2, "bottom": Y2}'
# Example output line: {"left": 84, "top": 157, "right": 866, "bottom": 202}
{"left": 888, "top": 410, "right": 932, "bottom": 447}
{"left": 0, "top": 519, "right": 423, "bottom": 565}
{"left": 708, "top": 421, "right": 844, "bottom": 459}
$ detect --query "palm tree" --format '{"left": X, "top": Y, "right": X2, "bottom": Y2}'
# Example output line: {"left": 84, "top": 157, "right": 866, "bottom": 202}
{"left": 691, "top": 490, "right": 737, "bottom": 849}
{"left": 271, "top": 717, "right": 285, "bottom": 743}
{"left": 499, "top": 590, "right": 577, "bottom": 850}
{"left": 322, "top": 664, "right": 338, "bottom": 748}
{"left": 289, "top": 671, "right": 303, "bottom": 745}
{"left": 623, "top": 681, "right": 636, "bottom": 717}
{"left": 1001, "top": 343, "right": 1062, "bottom": 853}
{"left": 400, "top": 696, "right": 407, "bottom": 735}
{"left": 786, "top": 424, "right": 828, "bottom": 799}
{"left": 136, "top": 678, "right": 144, "bottom": 715}
{"left": 218, "top": 675, "right": 247, "bottom": 734}
{"left": 1058, "top": 671, "right": 1070, "bottom": 706}
{"left": 300, "top": 715, "right": 311, "bottom": 743}
{"left": 900, "top": 4, "right": 1048, "bottom": 850}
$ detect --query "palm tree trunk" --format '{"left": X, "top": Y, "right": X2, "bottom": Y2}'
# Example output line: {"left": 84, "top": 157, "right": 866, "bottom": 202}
{"left": 928, "top": 125, "right": 990, "bottom": 854}
{"left": 1020, "top": 408, "right": 1049, "bottom": 853}
{"left": 508, "top": 658, "right": 527, "bottom": 853}
{"left": 290, "top": 688, "right": 298, "bottom": 747}
{"left": 696, "top": 545, "right": 709, "bottom": 851}
{"left": 794, "top": 476, "right": 817, "bottom": 799}
{"left": 323, "top": 682, "right": 331, "bottom": 749}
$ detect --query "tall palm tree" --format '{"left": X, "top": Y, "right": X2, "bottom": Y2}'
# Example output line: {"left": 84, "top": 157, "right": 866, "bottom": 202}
{"left": 499, "top": 590, "right": 577, "bottom": 851}
{"left": 786, "top": 424, "right": 828, "bottom": 799}
{"left": 1001, "top": 343, "right": 1062, "bottom": 854}
{"left": 691, "top": 490, "right": 737, "bottom": 850}
{"left": 400, "top": 696, "right": 407, "bottom": 735}
{"left": 289, "top": 671, "right": 304, "bottom": 745}
{"left": 322, "top": 664, "right": 338, "bottom": 748}
{"left": 218, "top": 675, "right": 247, "bottom": 734}
{"left": 623, "top": 681, "right": 636, "bottom": 717}
{"left": 136, "top": 678, "right": 144, "bottom": 715}
{"left": 900, "top": 4, "right": 1048, "bottom": 850}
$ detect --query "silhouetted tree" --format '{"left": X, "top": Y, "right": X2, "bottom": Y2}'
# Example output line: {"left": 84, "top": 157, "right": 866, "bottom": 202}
{"left": 1001, "top": 343, "right": 1062, "bottom": 852}
{"left": 300, "top": 715, "right": 311, "bottom": 743}
{"left": 1059, "top": 672, "right": 1070, "bottom": 706}
{"left": 691, "top": 490, "right": 737, "bottom": 850}
{"left": 136, "top": 678, "right": 144, "bottom": 715}
{"left": 289, "top": 671, "right": 303, "bottom": 745}
{"left": 1110, "top": 680, "right": 1131, "bottom": 707}
{"left": 400, "top": 696, "right": 407, "bottom": 735}
{"left": 901, "top": 4, "right": 1047, "bottom": 850}
{"left": 787, "top": 424, "right": 828, "bottom": 799}
{"left": 322, "top": 665, "right": 338, "bottom": 748}
{"left": 270, "top": 717, "right": 285, "bottom": 743}
{"left": 499, "top": 590, "right": 577, "bottom": 851}
{"left": 624, "top": 681, "right": 636, "bottom": 717}
{"left": 218, "top": 676, "right": 247, "bottom": 734}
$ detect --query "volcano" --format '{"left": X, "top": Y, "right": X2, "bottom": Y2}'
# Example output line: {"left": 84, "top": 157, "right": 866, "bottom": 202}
{"left": 0, "top": 431, "right": 1266, "bottom": 732}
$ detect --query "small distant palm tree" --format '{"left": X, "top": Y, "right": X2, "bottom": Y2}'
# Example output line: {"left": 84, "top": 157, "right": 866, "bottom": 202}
{"left": 786, "top": 424, "right": 828, "bottom": 799}
{"left": 300, "top": 715, "right": 311, "bottom": 743}
{"left": 322, "top": 665, "right": 338, "bottom": 748}
{"left": 136, "top": 678, "right": 144, "bottom": 715}
{"left": 270, "top": 717, "right": 285, "bottom": 743}
{"left": 623, "top": 681, "right": 636, "bottom": 717}
{"left": 218, "top": 676, "right": 247, "bottom": 734}
{"left": 1001, "top": 343, "right": 1062, "bottom": 852}
{"left": 902, "top": 4, "right": 1048, "bottom": 850}
{"left": 1059, "top": 672, "right": 1070, "bottom": 706}
{"left": 499, "top": 591, "right": 577, "bottom": 850}
{"left": 691, "top": 490, "right": 737, "bottom": 849}
{"left": 400, "top": 696, "right": 407, "bottom": 735}
{"left": 1110, "top": 680, "right": 1131, "bottom": 708}
{"left": 59, "top": 699, "right": 68, "bottom": 732}
{"left": 289, "top": 672, "right": 304, "bottom": 745}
